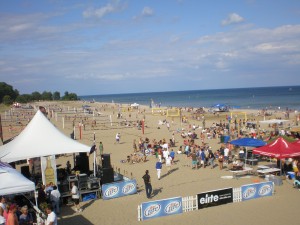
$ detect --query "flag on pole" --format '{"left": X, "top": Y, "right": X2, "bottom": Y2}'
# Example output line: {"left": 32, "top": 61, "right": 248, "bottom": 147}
{"left": 89, "top": 144, "right": 96, "bottom": 154}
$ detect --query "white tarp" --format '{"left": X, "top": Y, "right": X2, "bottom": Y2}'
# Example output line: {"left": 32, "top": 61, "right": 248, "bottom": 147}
{"left": 0, "top": 162, "right": 35, "bottom": 195}
{"left": 259, "top": 119, "right": 289, "bottom": 124}
{"left": 0, "top": 110, "right": 90, "bottom": 163}
{"left": 131, "top": 103, "right": 139, "bottom": 108}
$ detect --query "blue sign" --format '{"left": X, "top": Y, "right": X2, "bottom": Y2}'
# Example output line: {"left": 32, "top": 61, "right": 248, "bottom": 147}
{"left": 141, "top": 197, "right": 182, "bottom": 221}
{"left": 102, "top": 179, "right": 137, "bottom": 200}
{"left": 241, "top": 181, "right": 273, "bottom": 201}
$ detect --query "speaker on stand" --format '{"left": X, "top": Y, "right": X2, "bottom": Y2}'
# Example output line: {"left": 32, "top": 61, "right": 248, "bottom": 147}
{"left": 75, "top": 153, "right": 90, "bottom": 174}
{"left": 101, "top": 154, "right": 111, "bottom": 169}
{"left": 21, "top": 166, "right": 31, "bottom": 179}
{"left": 101, "top": 167, "right": 114, "bottom": 184}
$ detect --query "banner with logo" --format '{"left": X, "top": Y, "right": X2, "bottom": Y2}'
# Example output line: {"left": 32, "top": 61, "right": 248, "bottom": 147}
{"left": 197, "top": 187, "right": 233, "bottom": 209}
{"left": 102, "top": 179, "right": 137, "bottom": 200}
{"left": 241, "top": 181, "right": 273, "bottom": 201}
{"left": 0, "top": 115, "right": 3, "bottom": 143}
{"left": 41, "top": 155, "right": 57, "bottom": 186}
{"left": 141, "top": 197, "right": 182, "bottom": 221}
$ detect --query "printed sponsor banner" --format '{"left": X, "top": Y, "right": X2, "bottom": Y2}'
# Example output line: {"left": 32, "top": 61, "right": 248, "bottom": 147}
{"left": 141, "top": 197, "right": 182, "bottom": 221}
{"left": 0, "top": 115, "right": 3, "bottom": 142}
{"left": 241, "top": 181, "right": 273, "bottom": 201}
{"left": 41, "top": 155, "right": 57, "bottom": 186}
{"left": 102, "top": 179, "right": 137, "bottom": 200}
{"left": 197, "top": 187, "right": 233, "bottom": 209}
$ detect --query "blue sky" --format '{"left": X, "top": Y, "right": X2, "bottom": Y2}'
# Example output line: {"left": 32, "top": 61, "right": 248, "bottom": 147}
{"left": 1, "top": 0, "right": 300, "bottom": 95}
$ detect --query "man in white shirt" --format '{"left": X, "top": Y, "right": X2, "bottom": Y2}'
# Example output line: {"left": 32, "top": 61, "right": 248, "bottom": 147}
{"left": 224, "top": 146, "right": 229, "bottom": 165}
{"left": 71, "top": 182, "right": 82, "bottom": 212}
{"left": 165, "top": 155, "right": 172, "bottom": 174}
{"left": 162, "top": 148, "right": 169, "bottom": 163}
{"left": 46, "top": 204, "right": 57, "bottom": 225}
{"left": 115, "top": 133, "right": 120, "bottom": 144}
{"left": 50, "top": 185, "right": 61, "bottom": 214}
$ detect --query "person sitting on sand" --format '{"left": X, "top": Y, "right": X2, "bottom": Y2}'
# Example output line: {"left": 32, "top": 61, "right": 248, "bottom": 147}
{"left": 230, "top": 159, "right": 244, "bottom": 171}
{"left": 181, "top": 132, "right": 187, "bottom": 138}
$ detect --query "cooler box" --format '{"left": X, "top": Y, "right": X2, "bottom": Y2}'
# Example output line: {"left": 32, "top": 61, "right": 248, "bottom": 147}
{"left": 287, "top": 171, "right": 295, "bottom": 179}
{"left": 82, "top": 192, "right": 97, "bottom": 202}
{"left": 269, "top": 177, "right": 283, "bottom": 186}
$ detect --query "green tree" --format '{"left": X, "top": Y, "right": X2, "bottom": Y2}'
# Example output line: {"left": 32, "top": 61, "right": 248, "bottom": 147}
{"left": 67, "top": 93, "right": 78, "bottom": 100}
{"left": 2, "top": 95, "right": 13, "bottom": 105}
{"left": 22, "top": 94, "right": 33, "bottom": 102}
{"left": 41, "top": 91, "right": 53, "bottom": 101}
{"left": 62, "top": 91, "right": 78, "bottom": 100}
{"left": 53, "top": 91, "right": 61, "bottom": 100}
{"left": 0, "top": 82, "right": 19, "bottom": 103}
{"left": 15, "top": 95, "right": 27, "bottom": 103}
{"left": 31, "top": 91, "right": 42, "bottom": 101}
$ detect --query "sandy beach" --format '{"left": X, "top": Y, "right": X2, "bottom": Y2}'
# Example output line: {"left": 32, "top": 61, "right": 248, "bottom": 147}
{"left": 1, "top": 101, "right": 299, "bottom": 225}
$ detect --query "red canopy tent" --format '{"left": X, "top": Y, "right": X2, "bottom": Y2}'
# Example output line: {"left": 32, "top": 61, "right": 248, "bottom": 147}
{"left": 253, "top": 137, "right": 300, "bottom": 176}
{"left": 292, "top": 139, "right": 300, "bottom": 145}
{"left": 253, "top": 137, "right": 300, "bottom": 159}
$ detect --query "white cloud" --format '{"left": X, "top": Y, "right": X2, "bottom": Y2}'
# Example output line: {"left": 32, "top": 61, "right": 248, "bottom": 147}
{"left": 82, "top": 1, "right": 126, "bottom": 19}
{"left": 133, "top": 6, "right": 154, "bottom": 20}
{"left": 1, "top": 6, "right": 300, "bottom": 94}
{"left": 142, "top": 7, "right": 154, "bottom": 17}
{"left": 221, "top": 13, "right": 244, "bottom": 26}
{"left": 83, "top": 4, "right": 115, "bottom": 18}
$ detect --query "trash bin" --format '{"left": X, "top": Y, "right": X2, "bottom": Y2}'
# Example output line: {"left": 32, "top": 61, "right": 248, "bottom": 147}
{"left": 224, "top": 136, "right": 230, "bottom": 143}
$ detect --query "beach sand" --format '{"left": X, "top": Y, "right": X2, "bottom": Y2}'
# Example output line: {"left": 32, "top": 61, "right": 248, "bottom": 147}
{"left": 1, "top": 101, "right": 299, "bottom": 225}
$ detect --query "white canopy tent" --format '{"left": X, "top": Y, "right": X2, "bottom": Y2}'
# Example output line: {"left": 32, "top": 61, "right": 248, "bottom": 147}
{"left": 0, "top": 162, "right": 35, "bottom": 195}
{"left": 131, "top": 103, "right": 139, "bottom": 108}
{"left": 0, "top": 110, "right": 90, "bottom": 163}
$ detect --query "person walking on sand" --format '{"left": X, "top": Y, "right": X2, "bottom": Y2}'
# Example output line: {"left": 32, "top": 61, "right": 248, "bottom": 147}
{"left": 155, "top": 160, "right": 162, "bottom": 180}
{"left": 165, "top": 154, "right": 172, "bottom": 174}
{"left": 115, "top": 133, "right": 120, "bottom": 144}
{"left": 142, "top": 170, "right": 152, "bottom": 198}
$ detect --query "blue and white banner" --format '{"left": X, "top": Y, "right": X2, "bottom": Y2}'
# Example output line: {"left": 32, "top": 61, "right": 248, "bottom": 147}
{"left": 102, "top": 179, "right": 137, "bottom": 200}
{"left": 141, "top": 197, "right": 182, "bottom": 221}
{"left": 241, "top": 181, "right": 273, "bottom": 201}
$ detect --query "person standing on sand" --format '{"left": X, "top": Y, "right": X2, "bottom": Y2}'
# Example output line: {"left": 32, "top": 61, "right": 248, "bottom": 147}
{"left": 189, "top": 150, "right": 198, "bottom": 169}
{"left": 142, "top": 170, "right": 152, "bottom": 198}
{"left": 208, "top": 148, "right": 215, "bottom": 169}
{"left": 71, "top": 182, "right": 82, "bottom": 212}
{"left": 165, "top": 154, "right": 172, "bottom": 174}
{"left": 218, "top": 152, "right": 224, "bottom": 170}
{"left": 99, "top": 141, "right": 104, "bottom": 155}
{"left": 155, "top": 160, "right": 162, "bottom": 180}
{"left": 133, "top": 139, "right": 137, "bottom": 153}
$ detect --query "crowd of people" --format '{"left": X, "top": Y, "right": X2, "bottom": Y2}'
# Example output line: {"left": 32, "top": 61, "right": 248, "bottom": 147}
{"left": 0, "top": 195, "right": 58, "bottom": 225}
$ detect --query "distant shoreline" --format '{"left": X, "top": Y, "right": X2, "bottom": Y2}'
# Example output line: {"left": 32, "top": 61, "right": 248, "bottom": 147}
{"left": 79, "top": 86, "right": 300, "bottom": 110}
